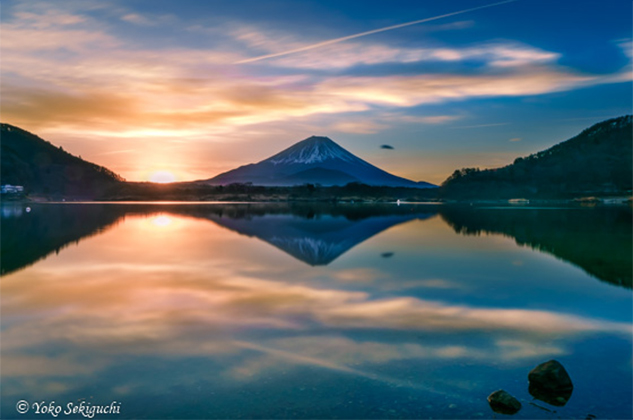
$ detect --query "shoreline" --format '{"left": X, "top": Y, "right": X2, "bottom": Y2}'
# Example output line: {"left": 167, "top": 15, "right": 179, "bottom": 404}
{"left": 4, "top": 195, "right": 631, "bottom": 207}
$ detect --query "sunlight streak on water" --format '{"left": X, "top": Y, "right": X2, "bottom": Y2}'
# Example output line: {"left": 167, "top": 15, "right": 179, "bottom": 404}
{"left": 151, "top": 215, "right": 172, "bottom": 227}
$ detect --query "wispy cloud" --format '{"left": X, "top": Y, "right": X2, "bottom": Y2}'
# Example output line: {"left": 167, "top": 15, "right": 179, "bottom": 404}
{"left": 95, "top": 149, "right": 137, "bottom": 155}
{"left": 252, "top": 40, "right": 560, "bottom": 70}
{"left": 451, "top": 122, "right": 511, "bottom": 129}
{"left": 317, "top": 66, "right": 598, "bottom": 107}
{"left": 235, "top": 0, "right": 519, "bottom": 64}
{"left": 330, "top": 121, "right": 388, "bottom": 134}
{"left": 120, "top": 13, "right": 153, "bottom": 25}
{"left": 616, "top": 38, "right": 633, "bottom": 59}
{"left": 396, "top": 115, "right": 462, "bottom": 124}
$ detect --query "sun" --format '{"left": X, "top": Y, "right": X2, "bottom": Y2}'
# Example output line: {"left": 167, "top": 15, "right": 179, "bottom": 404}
{"left": 149, "top": 171, "right": 176, "bottom": 183}
{"left": 152, "top": 215, "right": 172, "bottom": 227}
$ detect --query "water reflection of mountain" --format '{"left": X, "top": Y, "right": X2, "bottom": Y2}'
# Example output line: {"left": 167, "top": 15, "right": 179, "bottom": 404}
{"left": 3, "top": 203, "right": 631, "bottom": 286}
{"left": 441, "top": 206, "right": 632, "bottom": 289}
{"left": 193, "top": 204, "right": 437, "bottom": 265}
{"left": 0, "top": 203, "right": 438, "bottom": 274}
{"left": 1, "top": 204, "right": 126, "bottom": 275}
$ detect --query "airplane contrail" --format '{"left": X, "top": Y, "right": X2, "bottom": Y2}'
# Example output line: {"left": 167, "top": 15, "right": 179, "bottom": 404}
{"left": 232, "top": 340, "right": 462, "bottom": 397}
{"left": 236, "top": 0, "right": 518, "bottom": 64}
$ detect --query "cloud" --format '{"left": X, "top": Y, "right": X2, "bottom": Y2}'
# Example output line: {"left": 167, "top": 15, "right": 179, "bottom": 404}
{"left": 120, "top": 13, "right": 152, "bottom": 25}
{"left": 232, "top": 27, "right": 561, "bottom": 70}
{"left": 2, "top": 87, "right": 143, "bottom": 130}
{"left": 235, "top": 0, "right": 519, "bottom": 64}
{"left": 276, "top": 42, "right": 559, "bottom": 70}
{"left": 1, "top": 5, "right": 622, "bottom": 136}
{"left": 451, "top": 122, "right": 510, "bottom": 129}
{"left": 509, "top": 137, "right": 521, "bottom": 142}
{"left": 616, "top": 38, "right": 633, "bottom": 59}
{"left": 318, "top": 66, "right": 598, "bottom": 106}
{"left": 395, "top": 115, "right": 462, "bottom": 124}
{"left": 2, "top": 15, "right": 117, "bottom": 52}
{"left": 95, "top": 149, "right": 137, "bottom": 156}
{"left": 330, "top": 121, "right": 387, "bottom": 134}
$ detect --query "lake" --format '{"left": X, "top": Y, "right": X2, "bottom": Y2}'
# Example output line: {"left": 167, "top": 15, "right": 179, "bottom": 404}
{"left": 1, "top": 202, "right": 631, "bottom": 419}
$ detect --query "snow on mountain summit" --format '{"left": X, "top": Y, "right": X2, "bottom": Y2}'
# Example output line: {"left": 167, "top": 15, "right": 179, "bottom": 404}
{"left": 266, "top": 136, "right": 361, "bottom": 165}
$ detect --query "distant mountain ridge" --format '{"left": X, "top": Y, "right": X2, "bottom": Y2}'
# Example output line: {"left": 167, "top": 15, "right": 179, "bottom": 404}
{"left": 2, "top": 116, "right": 630, "bottom": 200}
{"left": 441, "top": 116, "right": 633, "bottom": 199}
{"left": 1, "top": 123, "right": 123, "bottom": 197}
{"left": 205, "top": 135, "right": 436, "bottom": 188}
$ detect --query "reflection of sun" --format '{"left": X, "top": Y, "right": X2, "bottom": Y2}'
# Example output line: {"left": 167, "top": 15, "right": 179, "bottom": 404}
{"left": 152, "top": 215, "right": 172, "bottom": 227}
{"left": 149, "top": 171, "right": 176, "bottom": 183}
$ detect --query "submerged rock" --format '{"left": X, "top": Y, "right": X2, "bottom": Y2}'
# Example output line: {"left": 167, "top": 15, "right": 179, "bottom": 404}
{"left": 528, "top": 360, "right": 573, "bottom": 406}
{"left": 487, "top": 389, "right": 522, "bottom": 415}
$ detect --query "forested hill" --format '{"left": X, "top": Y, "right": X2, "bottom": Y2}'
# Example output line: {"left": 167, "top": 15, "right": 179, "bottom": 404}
{"left": 441, "top": 116, "right": 632, "bottom": 199}
{"left": 1, "top": 123, "right": 124, "bottom": 197}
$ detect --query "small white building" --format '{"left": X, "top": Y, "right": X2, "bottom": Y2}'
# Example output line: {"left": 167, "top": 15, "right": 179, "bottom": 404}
{"left": 1, "top": 185, "right": 25, "bottom": 194}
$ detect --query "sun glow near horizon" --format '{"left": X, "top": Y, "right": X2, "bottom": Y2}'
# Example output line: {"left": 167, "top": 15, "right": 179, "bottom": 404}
{"left": 149, "top": 170, "right": 177, "bottom": 183}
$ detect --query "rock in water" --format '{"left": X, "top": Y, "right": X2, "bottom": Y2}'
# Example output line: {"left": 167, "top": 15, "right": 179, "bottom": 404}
{"left": 487, "top": 390, "right": 522, "bottom": 415}
{"left": 528, "top": 360, "right": 573, "bottom": 406}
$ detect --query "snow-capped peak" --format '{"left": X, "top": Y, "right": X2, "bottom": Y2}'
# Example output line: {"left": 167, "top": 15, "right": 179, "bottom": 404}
{"left": 266, "top": 136, "right": 359, "bottom": 165}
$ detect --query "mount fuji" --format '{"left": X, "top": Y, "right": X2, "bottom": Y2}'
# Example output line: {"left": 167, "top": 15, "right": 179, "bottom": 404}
{"left": 204, "top": 136, "right": 436, "bottom": 188}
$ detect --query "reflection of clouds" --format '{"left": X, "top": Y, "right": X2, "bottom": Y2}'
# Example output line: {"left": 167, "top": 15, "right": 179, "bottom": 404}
{"left": 4, "top": 262, "right": 628, "bottom": 378}
{"left": 6, "top": 262, "right": 628, "bottom": 349}
{"left": 415, "top": 279, "right": 464, "bottom": 289}
{"left": 317, "top": 297, "right": 631, "bottom": 334}
{"left": 333, "top": 268, "right": 382, "bottom": 283}
{"left": 495, "top": 339, "right": 565, "bottom": 361}
{"left": 333, "top": 269, "right": 467, "bottom": 291}
{"left": 2, "top": 213, "right": 631, "bottom": 401}
{"left": 227, "top": 336, "right": 567, "bottom": 382}
{"left": 227, "top": 339, "right": 468, "bottom": 398}
{"left": 2, "top": 354, "right": 107, "bottom": 378}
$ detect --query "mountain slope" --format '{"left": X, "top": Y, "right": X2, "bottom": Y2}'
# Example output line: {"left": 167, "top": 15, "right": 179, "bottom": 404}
{"left": 441, "top": 116, "right": 633, "bottom": 199}
{"left": 205, "top": 136, "right": 435, "bottom": 188}
{"left": 1, "top": 123, "right": 124, "bottom": 197}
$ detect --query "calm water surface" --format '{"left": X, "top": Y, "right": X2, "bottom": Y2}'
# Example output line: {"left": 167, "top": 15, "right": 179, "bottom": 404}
{"left": 1, "top": 203, "right": 631, "bottom": 419}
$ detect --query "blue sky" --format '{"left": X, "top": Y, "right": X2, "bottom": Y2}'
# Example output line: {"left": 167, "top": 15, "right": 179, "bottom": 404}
{"left": 1, "top": 0, "right": 631, "bottom": 183}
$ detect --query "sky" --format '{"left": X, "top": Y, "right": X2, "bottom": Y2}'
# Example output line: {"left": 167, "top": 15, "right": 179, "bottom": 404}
{"left": 1, "top": 0, "right": 631, "bottom": 184}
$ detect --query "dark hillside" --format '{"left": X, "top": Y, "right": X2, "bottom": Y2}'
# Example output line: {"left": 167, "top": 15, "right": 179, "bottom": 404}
{"left": 1, "top": 123, "right": 124, "bottom": 198}
{"left": 441, "top": 116, "right": 632, "bottom": 199}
